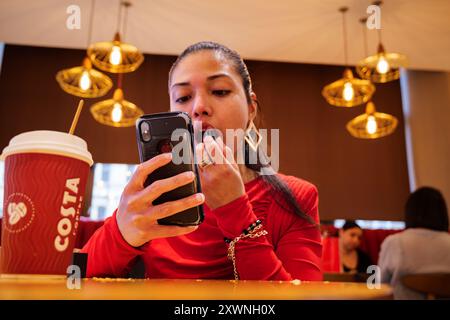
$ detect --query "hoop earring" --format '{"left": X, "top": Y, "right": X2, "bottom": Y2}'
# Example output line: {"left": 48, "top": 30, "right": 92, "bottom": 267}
{"left": 245, "top": 121, "right": 262, "bottom": 152}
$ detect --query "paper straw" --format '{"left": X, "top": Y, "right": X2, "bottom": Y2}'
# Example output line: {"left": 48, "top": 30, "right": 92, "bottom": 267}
{"left": 69, "top": 100, "right": 84, "bottom": 135}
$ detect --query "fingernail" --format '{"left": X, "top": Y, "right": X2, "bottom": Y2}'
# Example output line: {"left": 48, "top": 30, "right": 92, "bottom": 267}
{"left": 187, "top": 171, "right": 195, "bottom": 179}
{"left": 165, "top": 152, "right": 172, "bottom": 160}
{"left": 196, "top": 193, "right": 205, "bottom": 202}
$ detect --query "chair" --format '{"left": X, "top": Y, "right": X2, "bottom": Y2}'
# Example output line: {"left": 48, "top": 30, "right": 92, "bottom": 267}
{"left": 401, "top": 273, "right": 450, "bottom": 299}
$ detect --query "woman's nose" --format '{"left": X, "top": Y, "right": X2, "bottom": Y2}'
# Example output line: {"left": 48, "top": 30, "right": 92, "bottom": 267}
{"left": 191, "top": 94, "right": 212, "bottom": 119}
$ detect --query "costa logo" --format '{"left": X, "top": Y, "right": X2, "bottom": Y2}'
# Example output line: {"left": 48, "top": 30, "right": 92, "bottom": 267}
{"left": 8, "top": 202, "right": 27, "bottom": 225}
{"left": 4, "top": 193, "right": 35, "bottom": 233}
{"left": 54, "top": 178, "right": 81, "bottom": 252}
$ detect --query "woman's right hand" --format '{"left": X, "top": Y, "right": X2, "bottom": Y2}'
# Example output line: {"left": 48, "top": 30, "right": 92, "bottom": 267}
{"left": 116, "top": 153, "right": 205, "bottom": 247}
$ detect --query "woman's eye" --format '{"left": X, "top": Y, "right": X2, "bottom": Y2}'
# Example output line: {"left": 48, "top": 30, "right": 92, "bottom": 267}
{"left": 212, "top": 90, "right": 231, "bottom": 97}
{"left": 175, "top": 95, "right": 191, "bottom": 103}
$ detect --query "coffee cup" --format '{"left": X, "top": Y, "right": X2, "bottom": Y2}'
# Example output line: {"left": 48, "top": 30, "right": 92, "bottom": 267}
{"left": 0, "top": 130, "right": 93, "bottom": 276}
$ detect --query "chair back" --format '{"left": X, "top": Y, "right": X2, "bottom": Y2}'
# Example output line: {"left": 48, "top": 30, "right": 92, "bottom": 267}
{"left": 401, "top": 273, "right": 450, "bottom": 299}
{"left": 322, "top": 236, "right": 341, "bottom": 272}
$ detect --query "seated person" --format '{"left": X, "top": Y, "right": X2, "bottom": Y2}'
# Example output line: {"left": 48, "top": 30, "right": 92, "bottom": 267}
{"left": 81, "top": 41, "right": 323, "bottom": 281}
{"left": 339, "top": 220, "right": 372, "bottom": 274}
{"left": 379, "top": 186, "right": 450, "bottom": 299}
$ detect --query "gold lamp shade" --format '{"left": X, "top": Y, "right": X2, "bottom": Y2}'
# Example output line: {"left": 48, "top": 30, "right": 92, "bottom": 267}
{"left": 90, "top": 88, "right": 144, "bottom": 127}
{"left": 346, "top": 101, "right": 398, "bottom": 139}
{"left": 87, "top": 32, "right": 144, "bottom": 73}
{"left": 356, "top": 43, "right": 407, "bottom": 83}
{"left": 56, "top": 58, "right": 113, "bottom": 98}
{"left": 322, "top": 68, "right": 375, "bottom": 107}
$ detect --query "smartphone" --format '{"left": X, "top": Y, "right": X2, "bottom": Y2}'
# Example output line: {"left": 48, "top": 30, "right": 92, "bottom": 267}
{"left": 135, "top": 112, "right": 204, "bottom": 226}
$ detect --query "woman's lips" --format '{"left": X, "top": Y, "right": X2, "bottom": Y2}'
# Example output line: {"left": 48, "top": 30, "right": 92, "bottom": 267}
{"left": 193, "top": 121, "right": 216, "bottom": 142}
{"left": 193, "top": 120, "right": 214, "bottom": 130}
{"left": 193, "top": 121, "right": 214, "bottom": 133}
{"left": 201, "top": 122, "right": 214, "bottom": 130}
{"left": 194, "top": 121, "right": 222, "bottom": 142}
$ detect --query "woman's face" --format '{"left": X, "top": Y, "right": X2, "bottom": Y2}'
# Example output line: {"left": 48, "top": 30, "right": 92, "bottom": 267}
{"left": 169, "top": 50, "right": 256, "bottom": 144}
{"left": 340, "top": 227, "right": 363, "bottom": 251}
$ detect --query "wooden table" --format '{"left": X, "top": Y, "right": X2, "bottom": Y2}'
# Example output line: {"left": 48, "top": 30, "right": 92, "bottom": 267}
{"left": 0, "top": 276, "right": 392, "bottom": 300}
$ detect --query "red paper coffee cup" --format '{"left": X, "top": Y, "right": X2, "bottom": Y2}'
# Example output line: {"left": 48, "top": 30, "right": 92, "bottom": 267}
{"left": 0, "top": 130, "right": 93, "bottom": 276}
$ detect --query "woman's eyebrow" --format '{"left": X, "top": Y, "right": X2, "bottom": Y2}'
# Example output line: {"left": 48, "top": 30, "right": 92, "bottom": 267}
{"left": 207, "top": 73, "right": 231, "bottom": 81}
{"left": 171, "top": 81, "right": 190, "bottom": 89}
{"left": 171, "top": 73, "right": 232, "bottom": 89}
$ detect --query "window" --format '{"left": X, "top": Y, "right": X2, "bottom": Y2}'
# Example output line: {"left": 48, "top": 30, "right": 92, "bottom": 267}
{"left": 88, "top": 163, "right": 137, "bottom": 220}
{"left": 101, "top": 163, "right": 111, "bottom": 181}
{"left": 0, "top": 42, "right": 4, "bottom": 74}
{"left": 97, "top": 206, "right": 106, "bottom": 218}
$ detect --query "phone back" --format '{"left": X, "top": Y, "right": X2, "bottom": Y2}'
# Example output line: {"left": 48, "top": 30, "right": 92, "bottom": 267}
{"left": 135, "top": 112, "right": 204, "bottom": 226}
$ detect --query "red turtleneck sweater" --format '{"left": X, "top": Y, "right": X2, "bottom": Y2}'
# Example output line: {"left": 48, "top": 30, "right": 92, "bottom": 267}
{"left": 81, "top": 174, "right": 323, "bottom": 280}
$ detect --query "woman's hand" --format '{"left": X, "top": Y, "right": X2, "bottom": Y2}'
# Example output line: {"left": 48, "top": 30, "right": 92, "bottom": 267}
{"left": 196, "top": 135, "right": 246, "bottom": 210}
{"left": 116, "top": 153, "right": 205, "bottom": 247}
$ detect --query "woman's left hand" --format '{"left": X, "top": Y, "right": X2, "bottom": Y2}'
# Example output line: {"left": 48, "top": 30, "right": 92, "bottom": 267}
{"left": 195, "top": 135, "right": 245, "bottom": 210}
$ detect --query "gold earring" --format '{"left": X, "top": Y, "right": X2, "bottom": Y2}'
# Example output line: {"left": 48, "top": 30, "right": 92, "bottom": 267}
{"left": 245, "top": 121, "right": 262, "bottom": 152}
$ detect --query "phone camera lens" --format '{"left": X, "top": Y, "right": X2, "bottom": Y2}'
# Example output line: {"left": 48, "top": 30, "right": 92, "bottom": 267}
{"left": 158, "top": 139, "right": 173, "bottom": 154}
{"left": 141, "top": 122, "right": 151, "bottom": 142}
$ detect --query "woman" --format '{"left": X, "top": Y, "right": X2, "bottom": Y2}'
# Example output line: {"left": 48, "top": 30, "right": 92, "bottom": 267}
{"left": 339, "top": 220, "right": 372, "bottom": 274}
{"left": 82, "top": 41, "right": 322, "bottom": 281}
{"left": 379, "top": 187, "right": 450, "bottom": 299}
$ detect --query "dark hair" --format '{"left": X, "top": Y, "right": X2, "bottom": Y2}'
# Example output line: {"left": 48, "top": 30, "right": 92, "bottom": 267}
{"left": 169, "top": 41, "right": 253, "bottom": 105}
{"left": 169, "top": 41, "right": 316, "bottom": 227}
{"left": 405, "top": 187, "right": 449, "bottom": 232}
{"left": 342, "top": 220, "right": 362, "bottom": 231}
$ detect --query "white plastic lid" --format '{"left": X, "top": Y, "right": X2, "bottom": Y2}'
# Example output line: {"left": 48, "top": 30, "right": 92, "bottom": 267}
{"left": 1, "top": 130, "right": 93, "bottom": 166}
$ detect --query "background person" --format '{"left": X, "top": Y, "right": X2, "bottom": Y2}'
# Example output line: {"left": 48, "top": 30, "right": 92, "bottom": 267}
{"left": 379, "top": 186, "right": 450, "bottom": 299}
{"left": 339, "top": 220, "right": 372, "bottom": 274}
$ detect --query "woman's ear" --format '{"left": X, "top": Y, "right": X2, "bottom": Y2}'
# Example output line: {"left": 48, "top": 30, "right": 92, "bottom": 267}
{"left": 248, "top": 92, "right": 258, "bottom": 121}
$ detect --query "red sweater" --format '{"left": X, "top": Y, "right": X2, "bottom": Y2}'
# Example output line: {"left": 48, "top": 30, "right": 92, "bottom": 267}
{"left": 81, "top": 174, "right": 323, "bottom": 281}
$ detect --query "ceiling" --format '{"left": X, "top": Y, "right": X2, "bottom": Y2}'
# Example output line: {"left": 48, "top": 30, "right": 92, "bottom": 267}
{"left": 0, "top": 0, "right": 449, "bottom": 71}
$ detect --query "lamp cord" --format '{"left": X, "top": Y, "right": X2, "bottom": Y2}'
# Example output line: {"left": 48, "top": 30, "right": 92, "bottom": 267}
{"left": 373, "top": 0, "right": 383, "bottom": 45}
{"left": 115, "top": 2, "right": 131, "bottom": 90}
{"left": 116, "top": 0, "right": 123, "bottom": 34}
{"left": 117, "top": 73, "right": 123, "bottom": 89}
{"left": 122, "top": 3, "right": 130, "bottom": 41}
{"left": 341, "top": 9, "right": 349, "bottom": 67}
{"left": 377, "top": 26, "right": 383, "bottom": 45}
{"left": 360, "top": 18, "right": 368, "bottom": 57}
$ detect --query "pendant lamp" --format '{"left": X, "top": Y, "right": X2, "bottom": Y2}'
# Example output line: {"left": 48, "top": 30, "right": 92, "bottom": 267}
{"left": 87, "top": 1, "right": 144, "bottom": 73}
{"left": 322, "top": 7, "right": 375, "bottom": 107}
{"left": 356, "top": 1, "right": 407, "bottom": 83}
{"left": 346, "top": 101, "right": 398, "bottom": 139}
{"left": 56, "top": 0, "right": 112, "bottom": 98}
